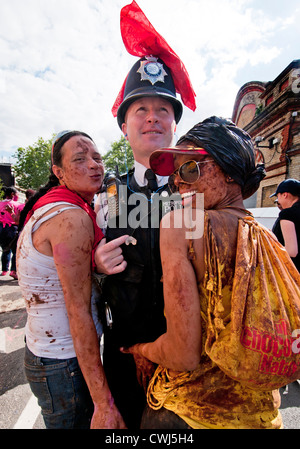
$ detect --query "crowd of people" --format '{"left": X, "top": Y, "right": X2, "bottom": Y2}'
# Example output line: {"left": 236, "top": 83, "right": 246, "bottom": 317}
{"left": 2, "top": 1, "right": 299, "bottom": 431}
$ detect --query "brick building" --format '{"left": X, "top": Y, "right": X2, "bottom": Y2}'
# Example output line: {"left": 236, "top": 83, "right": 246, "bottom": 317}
{"left": 232, "top": 59, "right": 300, "bottom": 208}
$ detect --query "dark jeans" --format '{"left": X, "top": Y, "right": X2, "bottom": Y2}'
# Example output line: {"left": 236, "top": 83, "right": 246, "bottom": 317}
{"left": 24, "top": 345, "right": 93, "bottom": 429}
{"left": 0, "top": 223, "right": 17, "bottom": 271}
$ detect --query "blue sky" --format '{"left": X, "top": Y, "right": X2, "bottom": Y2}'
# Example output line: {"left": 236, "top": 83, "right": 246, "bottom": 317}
{"left": 0, "top": 0, "right": 299, "bottom": 162}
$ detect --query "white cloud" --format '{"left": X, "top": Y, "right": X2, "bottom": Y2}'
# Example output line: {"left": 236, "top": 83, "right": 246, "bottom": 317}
{"left": 0, "top": 0, "right": 299, "bottom": 164}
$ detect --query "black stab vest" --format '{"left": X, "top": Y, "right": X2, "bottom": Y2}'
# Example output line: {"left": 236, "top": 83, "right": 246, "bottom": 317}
{"left": 101, "top": 172, "right": 179, "bottom": 347}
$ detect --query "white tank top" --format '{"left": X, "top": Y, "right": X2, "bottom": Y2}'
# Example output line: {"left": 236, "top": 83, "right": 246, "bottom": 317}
{"left": 17, "top": 202, "right": 86, "bottom": 359}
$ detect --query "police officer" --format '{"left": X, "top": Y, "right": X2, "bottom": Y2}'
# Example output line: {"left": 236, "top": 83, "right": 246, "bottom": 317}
{"left": 95, "top": 55, "right": 187, "bottom": 428}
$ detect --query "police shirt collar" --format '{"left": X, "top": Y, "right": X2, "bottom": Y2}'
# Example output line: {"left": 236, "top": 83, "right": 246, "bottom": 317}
{"left": 134, "top": 160, "right": 168, "bottom": 188}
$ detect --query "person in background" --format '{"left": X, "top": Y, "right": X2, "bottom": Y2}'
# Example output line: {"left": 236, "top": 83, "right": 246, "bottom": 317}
{"left": 271, "top": 179, "right": 300, "bottom": 272}
{"left": 10, "top": 189, "right": 36, "bottom": 224}
{"left": 17, "top": 131, "right": 126, "bottom": 429}
{"left": 0, "top": 186, "right": 21, "bottom": 279}
{"left": 3, "top": 188, "right": 36, "bottom": 280}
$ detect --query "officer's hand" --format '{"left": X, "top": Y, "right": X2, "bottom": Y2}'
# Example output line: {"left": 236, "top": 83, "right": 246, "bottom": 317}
{"left": 94, "top": 235, "right": 128, "bottom": 275}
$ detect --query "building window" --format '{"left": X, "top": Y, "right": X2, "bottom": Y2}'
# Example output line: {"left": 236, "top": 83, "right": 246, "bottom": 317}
{"left": 266, "top": 94, "right": 273, "bottom": 106}
{"left": 280, "top": 78, "right": 289, "bottom": 92}
{"left": 262, "top": 185, "right": 278, "bottom": 207}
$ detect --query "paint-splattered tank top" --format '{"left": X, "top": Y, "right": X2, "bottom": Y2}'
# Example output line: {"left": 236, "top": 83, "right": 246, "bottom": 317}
{"left": 17, "top": 202, "right": 80, "bottom": 359}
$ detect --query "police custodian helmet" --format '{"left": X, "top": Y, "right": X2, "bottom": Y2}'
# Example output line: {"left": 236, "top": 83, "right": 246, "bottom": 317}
{"left": 116, "top": 56, "right": 183, "bottom": 129}
{"left": 112, "top": 1, "right": 196, "bottom": 129}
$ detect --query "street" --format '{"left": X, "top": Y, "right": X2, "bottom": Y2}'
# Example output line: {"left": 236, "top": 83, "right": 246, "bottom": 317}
{"left": 1, "top": 273, "right": 300, "bottom": 429}
{"left": 0, "top": 275, "right": 45, "bottom": 429}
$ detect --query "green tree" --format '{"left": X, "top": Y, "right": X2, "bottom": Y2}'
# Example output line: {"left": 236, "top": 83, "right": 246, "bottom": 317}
{"left": 13, "top": 136, "right": 52, "bottom": 190}
{"left": 103, "top": 136, "right": 134, "bottom": 175}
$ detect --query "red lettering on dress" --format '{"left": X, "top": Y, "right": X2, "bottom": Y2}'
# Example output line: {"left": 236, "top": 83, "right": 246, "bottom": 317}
{"left": 283, "top": 338, "right": 292, "bottom": 357}
{"left": 277, "top": 359, "right": 288, "bottom": 376}
{"left": 251, "top": 329, "right": 261, "bottom": 351}
{"left": 240, "top": 320, "right": 300, "bottom": 379}
{"left": 262, "top": 334, "right": 273, "bottom": 353}
{"left": 241, "top": 327, "right": 252, "bottom": 347}
{"left": 272, "top": 339, "right": 283, "bottom": 358}
{"left": 260, "top": 354, "right": 273, "bottom": 373}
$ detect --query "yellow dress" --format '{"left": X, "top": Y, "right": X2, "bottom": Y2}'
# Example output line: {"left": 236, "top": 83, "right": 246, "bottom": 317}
{"left": 146, "top": 209, "right": 300, "bottom": 429}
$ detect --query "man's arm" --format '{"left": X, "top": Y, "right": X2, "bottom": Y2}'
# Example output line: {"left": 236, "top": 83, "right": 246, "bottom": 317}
{"left": 49, "top": 209, "right": 126, "bottom": 428}
{"left": 280, "top": 219, "right": 298, "bottom": 258}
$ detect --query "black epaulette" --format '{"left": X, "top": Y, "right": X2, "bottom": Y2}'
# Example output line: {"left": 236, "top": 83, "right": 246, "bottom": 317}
{"left": 118, "top": 168, "right": 135, "bottom": 184}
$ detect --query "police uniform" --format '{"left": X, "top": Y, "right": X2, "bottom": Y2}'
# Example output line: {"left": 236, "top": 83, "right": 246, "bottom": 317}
{"left": 102, "top": 175, "right": 172, "bottom": 428}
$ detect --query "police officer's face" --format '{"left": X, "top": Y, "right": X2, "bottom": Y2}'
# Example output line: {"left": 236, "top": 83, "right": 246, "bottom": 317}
{"left": 122, "top": 97, "right": 176, "bottom": 167}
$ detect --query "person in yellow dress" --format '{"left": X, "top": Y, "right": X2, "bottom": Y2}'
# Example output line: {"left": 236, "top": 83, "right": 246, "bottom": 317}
{"left": 122, "top": 117, "right": 300, "bottom": 429}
